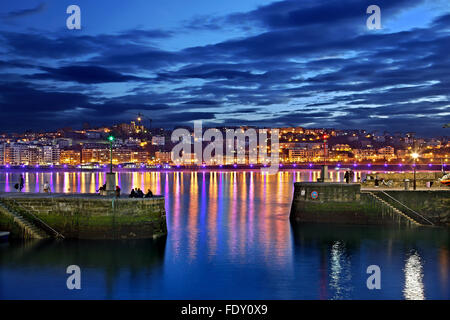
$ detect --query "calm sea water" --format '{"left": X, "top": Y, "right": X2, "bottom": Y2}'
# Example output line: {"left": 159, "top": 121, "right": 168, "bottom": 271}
{"left": 0, "top": 170, "right": 448, "bottom": 300}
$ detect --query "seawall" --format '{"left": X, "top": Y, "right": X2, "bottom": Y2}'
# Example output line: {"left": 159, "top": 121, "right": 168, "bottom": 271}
{"left": 363, "top": 172, "right": 447, "bottom": 189}
{"left": 0, "top": 193, "right": 167, "bottom": 240}
{"left": 290, "top": 182, "right": 449, "bottom": 226}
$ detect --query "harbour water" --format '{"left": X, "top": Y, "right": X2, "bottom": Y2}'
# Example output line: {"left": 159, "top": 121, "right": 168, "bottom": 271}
{"left": 0, "top": 171, "right": 448, "bottom": 299}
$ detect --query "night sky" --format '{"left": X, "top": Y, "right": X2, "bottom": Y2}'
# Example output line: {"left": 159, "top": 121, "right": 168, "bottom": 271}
{"left": 0, "top": 0, "right": 449, "bottom": 136}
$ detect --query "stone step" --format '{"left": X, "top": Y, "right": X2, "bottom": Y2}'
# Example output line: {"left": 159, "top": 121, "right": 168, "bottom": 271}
{"left": 0, "top": 199, "right": 49, "bottom": 239}
{"left": 369, "top": 192, "right": 421, "bottom": 226}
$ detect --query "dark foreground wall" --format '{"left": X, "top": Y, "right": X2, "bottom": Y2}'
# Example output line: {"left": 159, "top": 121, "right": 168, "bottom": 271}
{"left": 290, "top": 183, "right": 449, "bottom": 226}
{"left": 0, "top": 194, "right": 167, "bottom": 239}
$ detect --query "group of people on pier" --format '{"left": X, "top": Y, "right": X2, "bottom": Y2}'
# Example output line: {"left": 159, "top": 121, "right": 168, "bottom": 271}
{"left": 129, "top": 188, "right": 153, "bottom": 198}
{"left": 343, "top": 169, "right": 355, "bottom": 183}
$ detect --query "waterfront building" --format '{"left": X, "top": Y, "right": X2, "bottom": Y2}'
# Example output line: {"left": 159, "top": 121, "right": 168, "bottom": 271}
{"left": 0, "top": 144, "right": 4, "bottom": 165}
{"left": 60, "top": 149, "right": 81, "bottom": 165}
{"left": 155, "top": 151, "right": 171, "bottom": 163}
{"left": 378, "top": 146, "right": 395, "bottom": 160}
{"left": 43, "top": 145, "right": 60, "bottom": 165}
{"left": 152, "top": 136, "right": 165, "bottom": 146}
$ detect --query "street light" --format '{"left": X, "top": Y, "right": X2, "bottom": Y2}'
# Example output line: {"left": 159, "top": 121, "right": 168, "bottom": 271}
{"left": 320, "top": 134, "right": 329, "bottom": 182}
{"left": 411, "top": 152, "right": 419, "bottom": 190}
{"left": 108, "top": 135, "right": 115, "bottom": 174}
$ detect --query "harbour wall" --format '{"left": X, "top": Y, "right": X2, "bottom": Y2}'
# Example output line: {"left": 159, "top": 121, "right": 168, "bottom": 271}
{"left": 363, "top": 172, "right": 446, "bottom": 189}
{"left": 0, "top": 194, "right": 167, "bottom": 240}
{"left": 290, "top": 182, "right": 449, "bottom": 226}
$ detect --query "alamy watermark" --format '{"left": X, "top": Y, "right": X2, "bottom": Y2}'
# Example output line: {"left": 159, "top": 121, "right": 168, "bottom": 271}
{"left": 66, "top": 5, "right": 81, "bottom": 30}
{"left": 171, "top": 121, "right": 280, "bottom": 174}
{"left": 66, "top": 265, "right": 81, "bottom": 290}
{"left": 366, "top": 265, "right": 381, "bottom": 290}
{"left": 366, "top": 5, "right": 382, "bottom": 30}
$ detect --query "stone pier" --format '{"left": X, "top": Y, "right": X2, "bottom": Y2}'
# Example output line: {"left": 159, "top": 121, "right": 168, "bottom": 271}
{"left": 0, "top": 193, "right": 167, "bottom": 239}
{"left": 290, "top": 182, "right": 449, "bottom": 226}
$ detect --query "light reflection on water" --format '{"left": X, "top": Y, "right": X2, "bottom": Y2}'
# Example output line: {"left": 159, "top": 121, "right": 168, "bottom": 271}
{"left": 0, "top": 169, "right": 368, "bottom": 194}
{"left": 0, "top": 170, "right": 448, "bottom": 299}
{"left": 329, "top": 241, "right": 353, "bottom": 300}
{"left": 403, "top": 250, "right": 425, "bottom": 300}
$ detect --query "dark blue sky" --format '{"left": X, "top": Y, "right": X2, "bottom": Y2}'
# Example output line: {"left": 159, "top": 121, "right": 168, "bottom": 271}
{"left": 0, "top": 0, "right": 449, "bottom": 136}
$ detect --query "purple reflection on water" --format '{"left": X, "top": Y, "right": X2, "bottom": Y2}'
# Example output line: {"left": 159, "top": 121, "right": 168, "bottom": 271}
{"left": 35, "top": 173, "right": 39, "bottom": 193}
{"left": 49, "top": 173, "right": 53, "bottom": 192}
{"left": 5, "top": 173, "right": 9, "bottom": 192}
{"left": 156, "top": 172, "right": 161, "bottom": 195}
{"left": 76, "top": 172, "right": 81, "bottom": 193}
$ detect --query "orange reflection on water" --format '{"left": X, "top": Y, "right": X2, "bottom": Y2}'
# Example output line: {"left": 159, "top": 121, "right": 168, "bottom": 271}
{"left": 155, "top": 172, "right": 161, "bottom": 195}
{"left": 89, "top": 173, "right": 96, "bottom": 193}
{"left": 239, "top": 172, "right": 248, "bottom": 257}
{"left": 229, "top": 172, "right": 238, "bottom": 258}
{"left": 187, "top": 172, "right": 199, "bottom": 262}
{"left": 207, "top": 172, "right": 218, "bottom": 258}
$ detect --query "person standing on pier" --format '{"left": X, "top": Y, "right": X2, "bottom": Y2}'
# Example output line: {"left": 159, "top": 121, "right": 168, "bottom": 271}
{"left": 349, "top": 169, "right": 355, "bottom": 182}
{"left": 19, "top": 175, "right": 25, "bottom": 192}
{"left": 43, "top": 181, "right": 51, "bottom": 193}
{"left": 344, "top": 170, "right": 350, "bottom": 183}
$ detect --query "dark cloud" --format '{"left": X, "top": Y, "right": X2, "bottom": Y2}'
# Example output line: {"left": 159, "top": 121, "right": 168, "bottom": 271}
{"left": 27, "top": 66, "right": 152, "bottom": 84}
{"left": 182, "top": 100, "right": 220, "bottom": 106}
{"left": 2, "top": 3, "right": 46, "bottom": 19}
{"left": 0, "top": 82, "right": 171, "bottom": 131}
{"left": 0, "top": 0, "right": 449, "bottom": 136}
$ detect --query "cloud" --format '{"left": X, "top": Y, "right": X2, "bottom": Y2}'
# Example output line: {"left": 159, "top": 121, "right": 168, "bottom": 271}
{"left": 0, "top": 0, "right": 448, "bottom": 136}
{"left": 2, "top": 3, "right": 46, "bottom": 19}
{"left": 27, "top": 65, "right": 152, "bottom": 84}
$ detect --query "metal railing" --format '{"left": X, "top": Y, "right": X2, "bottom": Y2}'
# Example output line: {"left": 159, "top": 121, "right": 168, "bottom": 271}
{"left": 378, "top": 191, "right": 434, "bottom": 226}
{"left": 0, "top": 198, "right": 65, "bottom": 238}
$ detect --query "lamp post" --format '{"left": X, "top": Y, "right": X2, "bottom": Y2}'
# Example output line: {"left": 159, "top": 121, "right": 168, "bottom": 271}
{"left": 108, "top": 135, "right": 115, "bottom": 174}
{"left": 320, "top": 134, "right": 330, "bottom": 182}
{"left": 105, "top": 135, "right": 116, "bottom": 196}
{"left": 411, "top": 152, "right": 419, "bottom": 190}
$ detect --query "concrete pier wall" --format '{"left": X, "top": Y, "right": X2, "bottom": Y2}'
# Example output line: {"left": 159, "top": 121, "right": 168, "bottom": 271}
{"left": 0, "top": 194, "right": 167, "bottom": 239}
{"left": 290, "top": 182, "right": 449, "bottom": 226}
{"left": 363, "top": 172, "right": 446, "bottom": 189}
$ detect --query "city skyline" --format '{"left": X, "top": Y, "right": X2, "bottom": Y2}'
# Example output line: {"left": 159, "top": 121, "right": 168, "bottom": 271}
{"left": 0, "top": 119, "right": 448, "bottom": 167}
{"left": 0, "top": 0, "right": 449, "bottom": 136}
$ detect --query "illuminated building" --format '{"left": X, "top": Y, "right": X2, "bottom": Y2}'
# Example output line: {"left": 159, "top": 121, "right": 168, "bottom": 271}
{"left": 60, "top": 149, "right": 81, "bottom": 165}
{"left": 156, "top": 151, "right": 171, "bottom": 163}
{"left": 152, "top": 136, "right": 165, "bottom": 146}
